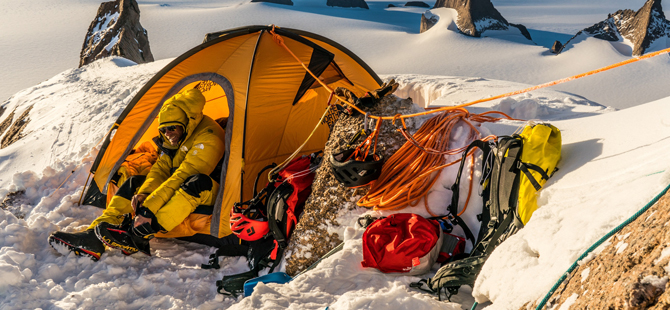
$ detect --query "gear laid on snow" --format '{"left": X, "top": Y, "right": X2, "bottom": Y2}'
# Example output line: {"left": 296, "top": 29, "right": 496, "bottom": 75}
{"left": 410, "top": 123, "right": 562, "bottom": 301}
{"left": 48, "top": 229, "right": 106, "bottom": 261}
{"left": 208, "top": 153, "right": 320, "bottom": 296}
{"left": 329, "top": 148, "right": 384, "bottom": 188}
{"left": 329, "top": 113, "right": 385, "bottom": 188}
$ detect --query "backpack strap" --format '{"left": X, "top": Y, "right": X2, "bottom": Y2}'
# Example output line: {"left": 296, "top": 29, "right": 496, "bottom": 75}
{"left": 267, "top": 182, "right": 293, "bottom": 248}
{"left": 449, "top": 139, "right": 492, "bottom": 246}
{"left": 518, "top": 162, "right": 549, "bottom": 191}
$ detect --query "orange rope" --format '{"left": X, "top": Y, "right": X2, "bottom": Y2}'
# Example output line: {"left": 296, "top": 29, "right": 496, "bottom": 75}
{"left": 268, "top": 25, "right": 670, "bottom": 215}
{"left": 268, "top": 25, "right": 670, "bottom": 121}
{"left": 357, "top": 109, "right": 505, "bottom": 215}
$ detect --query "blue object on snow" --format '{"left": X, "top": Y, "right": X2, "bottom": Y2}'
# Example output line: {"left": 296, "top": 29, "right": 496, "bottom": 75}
{"left": 243, "top": 272, "right": 293, "bottom": 297}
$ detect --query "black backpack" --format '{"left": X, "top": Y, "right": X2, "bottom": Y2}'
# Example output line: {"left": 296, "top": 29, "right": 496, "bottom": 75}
{"left": 412, "top": 124, "right": 561, "bottom": 300}
{"left": 202, "top": 153, "right": 320, "bottom": 297}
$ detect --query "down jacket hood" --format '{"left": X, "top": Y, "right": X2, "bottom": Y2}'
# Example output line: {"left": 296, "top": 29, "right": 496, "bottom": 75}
{"left": 158, "top": 89, "right": 206, "bottom": 148}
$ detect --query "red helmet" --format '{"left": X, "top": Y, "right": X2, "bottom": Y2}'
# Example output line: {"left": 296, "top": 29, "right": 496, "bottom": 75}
{"left": 230, "top": 208, "right": 269, "bottom": 241}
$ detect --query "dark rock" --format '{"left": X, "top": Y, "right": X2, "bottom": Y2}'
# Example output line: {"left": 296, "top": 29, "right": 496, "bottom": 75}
{"left": 551, "top": 40, "right": 564, "bottom": 54}
{"left": 251, "top": 0, "right": 294, "bottom": 5}
{"left": 327, "top": 0, "right": 369, "bottom": 9}
{"left": 79, "top": 0, "right": 154, "bottom": 67}
{"left": 405, "top": 1, "right": 429, "bottom": 7}
{"left": 510, "top": 23, "right": 532, "bottom": 41}
{"left": 388, "top": 4, "right": 396, "bottom": 8}
{"left": 433, "top": 0, "right": 531, "bottom": 40}
{"left": 284, "top": 94, "right": 418, "bottom": 276}
{"left": 1, "top": 105, "right": 33, "bottom": 149}
{"left": 561, "top": 0, "right": 670, "bottom": 56}
{"left": 421, "top": 11, "right": 439, "bottom": 33}
{"left": 0, "top": 108, "right": 15, "bottom": 139}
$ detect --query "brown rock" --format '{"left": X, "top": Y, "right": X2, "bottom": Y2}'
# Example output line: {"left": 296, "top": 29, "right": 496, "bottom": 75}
{"left": 529, "top": 189, "right": 670, "bottom": 309}
{"left": 79, "top": 0, "right": 153, "bottom": 67}
{"left": 561, "top": 0, "right": 670, "bottom": 56}
{"left": 284, "top": 94, "right": 418, "bottom": 276}
{"left": 327, "top": 0, "right": 369, "bottom": 9}
{"left": 1, "top": 105, "right": 33, "bottom": 149}
{"left": 0, "top": 108, "right": 12, "bottom": 138}
{"left": 420, "top": 12, "right": 439, "bottom": 33}
{"left": 433, "top": 0, "right": 531, "bottom": 40}
{"left": 551, "top": 40, "right": 564, "bottom": 54}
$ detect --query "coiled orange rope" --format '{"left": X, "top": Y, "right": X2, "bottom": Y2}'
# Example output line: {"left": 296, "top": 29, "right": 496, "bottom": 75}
{"left": 357, "top": 109, "right": 510, "bottom": 216}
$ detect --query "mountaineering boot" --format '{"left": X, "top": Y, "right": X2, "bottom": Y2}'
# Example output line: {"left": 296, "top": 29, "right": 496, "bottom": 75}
{"left": 95, "top": 221, "right": 153, "bottom": 256}
{"left": 94, "top": 214, "right": 154, "bottom": 256}
{"left": 48, "top": 229, "right": 105, "bottom": 261}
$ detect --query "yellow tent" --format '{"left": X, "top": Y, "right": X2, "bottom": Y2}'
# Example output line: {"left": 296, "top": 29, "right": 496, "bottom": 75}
{"left": 82, "top": 25, "right": 381, "bottom": 243}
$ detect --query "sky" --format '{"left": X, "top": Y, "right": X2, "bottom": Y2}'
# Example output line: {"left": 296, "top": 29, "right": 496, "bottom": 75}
{"left": 1, "top": 1, "right": 670, "bottom": 309}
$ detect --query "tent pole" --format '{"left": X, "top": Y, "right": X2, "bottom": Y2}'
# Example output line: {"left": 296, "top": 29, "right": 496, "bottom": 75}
{"left": 78, "top": 172, "right": 92, "bottom": 206}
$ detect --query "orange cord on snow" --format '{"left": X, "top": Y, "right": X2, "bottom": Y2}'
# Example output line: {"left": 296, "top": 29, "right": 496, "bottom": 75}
{"left": 268, "top": 25, "right": 670, "bottom": 214}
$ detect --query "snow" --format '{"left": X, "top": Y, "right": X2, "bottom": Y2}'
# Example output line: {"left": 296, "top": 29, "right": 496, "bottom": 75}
{"left": 2, "top": 0, "right": 670, "bottom": 309}
{"left": 641, "top": 275, "right": 669, "bottom": 290}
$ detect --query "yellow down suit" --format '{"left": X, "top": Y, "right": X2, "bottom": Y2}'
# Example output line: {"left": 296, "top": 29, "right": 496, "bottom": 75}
{"left": 89, "top": 89, "right": 225, "bottom": 235}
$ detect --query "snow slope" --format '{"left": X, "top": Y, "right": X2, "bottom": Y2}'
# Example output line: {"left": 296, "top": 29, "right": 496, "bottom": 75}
{"left": 2, "top": 1, "right": 670, "bottom": 310}
{"left": 2, "top": 0, "right": 670, "bottom": 109}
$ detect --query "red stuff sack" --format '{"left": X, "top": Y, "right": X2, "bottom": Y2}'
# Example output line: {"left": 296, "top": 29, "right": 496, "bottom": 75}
{"left": 361, "top": 213, "right": 443, "bottom": 275}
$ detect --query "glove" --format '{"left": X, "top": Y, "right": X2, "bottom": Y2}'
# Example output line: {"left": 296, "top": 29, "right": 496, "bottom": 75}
{"left": 334, "top": 87, "right": 361, "bottom": 115}
{"left": 368, "top": 79, "right": 399, "bottom": 100}
{"left": 334, "top": 87, "right": 359, "bottom": 106}
{"left": 358, "top": 79, "right": 400, "bottom": 108}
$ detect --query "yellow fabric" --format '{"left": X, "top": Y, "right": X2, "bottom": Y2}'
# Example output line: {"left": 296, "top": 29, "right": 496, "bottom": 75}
{"left": 155, "top": 181, "right": 218, "bottom": 236}
{"left": 139, "top": 89, "right": 225, "bottom": 216}
{"left": 88, "top": 195, "right": 132, "bottom": 229}
{"left": 158, "top": 104, "right": 188, "bottom": 129}
{"left": 93, "top": 33, "right": 255, "bottom": 193}
{"left": 88, "top": 179, "right": 219, "bottom": 235}
{"left": 517, "top": 124, "right": 562, "bottom": 225}
{"left": 115, "top": 141, "right": 159, "bottom": 186}
{"left": 157, "top": 213, "right": 212, "bottom": 239}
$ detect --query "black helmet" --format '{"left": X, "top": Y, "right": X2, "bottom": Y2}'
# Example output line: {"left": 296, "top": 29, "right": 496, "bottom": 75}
{"left": 329, "top": 148, "right": 385, "bottom": 188}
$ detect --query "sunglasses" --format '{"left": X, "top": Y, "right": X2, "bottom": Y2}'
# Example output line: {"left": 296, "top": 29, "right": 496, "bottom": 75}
{"left": 159, "top": 125, "right": 182, "bottom": 134}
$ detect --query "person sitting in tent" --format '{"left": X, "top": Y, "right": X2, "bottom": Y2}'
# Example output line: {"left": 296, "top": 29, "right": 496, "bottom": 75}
{"left": 48, "top": 88, "right": 226, "bottom": 261}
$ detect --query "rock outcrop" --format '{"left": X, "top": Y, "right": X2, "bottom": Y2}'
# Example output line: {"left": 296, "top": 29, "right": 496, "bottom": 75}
{"left": 433, "top": 0, "right": 531, "bottom": 40}
{"left": 1, "top": 105, "right": 33, "bottom": 149}
{"left": 558, "top": 0, "right": 670, "bottom": 56}
{"left": 0, "top": 108, "right": 14, "bottom": 138}
{"left": 421, "top": 11, "right": 439, "bottom": 33}
{"left": 551, "top": 40, "right": 564, "bottom": 54}
{"left": 79, "top": 0, "right": 153, "bottom": 67}
{"left": 406, "top": 1, "right": 429, "bottom": 7}
{"left": 284, "top": 94, "right": 420, "bottom": 276}
{"left": 533, "top": 188, "right": 670, "bottom": 309}
{"left": 327, "top": 0, "right": 369, "bottom": 9}
{"left": 251, "top": 0, "right": 294, "bottom": 5}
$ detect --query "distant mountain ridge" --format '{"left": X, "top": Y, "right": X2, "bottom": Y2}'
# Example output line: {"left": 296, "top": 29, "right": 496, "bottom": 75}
{"left": 431, "top": 0, "right": 531, "bottom": 40}
{"left": 557, "top": 0, "right": 670, "bottom": 56}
